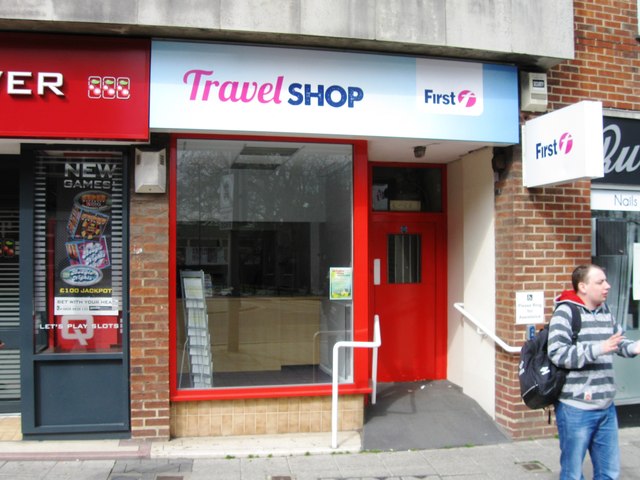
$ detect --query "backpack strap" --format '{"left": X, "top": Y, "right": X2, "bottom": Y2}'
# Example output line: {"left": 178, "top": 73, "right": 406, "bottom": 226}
{"left": 566, "top": 302, "right": 582, "bottom": 344}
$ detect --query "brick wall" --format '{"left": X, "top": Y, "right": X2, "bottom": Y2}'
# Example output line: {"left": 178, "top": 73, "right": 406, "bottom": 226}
{"left": 496, "top": 0, "right": 640, "bottom": 438}
{"left": 130, "top": 188, "right": 171, "bottom": 439}
{"left": 548, "top": 0, "right": 640, "bottom": 112}
{"left": 494, "top": 148, "right": 592, "bottom": 438}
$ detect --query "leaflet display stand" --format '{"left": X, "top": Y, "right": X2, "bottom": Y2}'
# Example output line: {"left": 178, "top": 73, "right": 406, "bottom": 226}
{"left": 179, "top": 270, "right": 213, "bottom": 388}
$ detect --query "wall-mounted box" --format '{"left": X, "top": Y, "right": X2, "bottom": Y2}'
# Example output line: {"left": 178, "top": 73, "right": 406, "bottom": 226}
{"left": 520, "top": 72, "right": 548, "bottom": 112}
{"left": 134, "top": 148, "right": 166, "bottom": 193}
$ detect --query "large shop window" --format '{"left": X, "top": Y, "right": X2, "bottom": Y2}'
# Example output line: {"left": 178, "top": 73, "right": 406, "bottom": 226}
{"left": 592, "top": 210, "right": 640, "bottom": 402}
{"left": 33, "top": 151, "right": 125, "bottom": 353}
{"left": 592, "top": 212, "right": 640, "bottom": 332}
{"left": 175, "top": 139, "right": 353, "bottom": 390}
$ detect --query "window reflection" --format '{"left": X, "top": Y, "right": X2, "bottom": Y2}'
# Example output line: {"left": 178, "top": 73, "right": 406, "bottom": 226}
{"left": 593, "top": 216, "right": 639, "bottom": 331}
{"left": 176, "top": 140, "right": 354, "bottom": 389}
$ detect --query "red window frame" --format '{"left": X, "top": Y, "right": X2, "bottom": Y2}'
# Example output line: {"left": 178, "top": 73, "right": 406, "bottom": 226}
{"left": 169, "top": 134, "right": 371, "bottom": 401}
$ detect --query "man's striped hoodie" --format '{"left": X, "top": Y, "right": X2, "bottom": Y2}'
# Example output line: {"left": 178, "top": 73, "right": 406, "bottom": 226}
{"left": 548, "top": 290, "right": 638, "bottom": 410}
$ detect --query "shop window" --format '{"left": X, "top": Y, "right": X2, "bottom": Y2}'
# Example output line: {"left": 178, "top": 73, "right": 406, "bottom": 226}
{"left": 592, "top": 212, "right": 640, "bottom": 402}
{"left": 175, "top": 139, "right": 353, "bottom": 389}
{"left": 372, "top": 167, "right": 442, "bottom": 212}
{"left": 32, "top": 151, "right": 125, "bottom": 353}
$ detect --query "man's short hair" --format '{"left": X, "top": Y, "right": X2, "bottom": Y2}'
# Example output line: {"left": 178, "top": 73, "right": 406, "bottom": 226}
{"left": 572, "top": 264, "right": 604, "bottom": 292}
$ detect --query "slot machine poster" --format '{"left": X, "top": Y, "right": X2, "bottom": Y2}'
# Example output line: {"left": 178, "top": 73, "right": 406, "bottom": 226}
{"left": 53, "top": 160, "right": 118, "bottom": 316}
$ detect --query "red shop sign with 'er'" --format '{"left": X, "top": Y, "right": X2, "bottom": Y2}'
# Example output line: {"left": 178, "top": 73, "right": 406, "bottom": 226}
{"left": 0, "top": 33, "right": 150, "bottom": 141}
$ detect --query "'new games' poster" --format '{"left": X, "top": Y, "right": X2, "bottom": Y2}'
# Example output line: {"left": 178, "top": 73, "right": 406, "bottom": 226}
{"left": 54, "top": 161, "right": 117, "bottom": 315}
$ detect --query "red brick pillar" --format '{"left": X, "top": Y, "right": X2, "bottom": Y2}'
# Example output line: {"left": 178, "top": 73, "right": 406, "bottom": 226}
{"left": 494, "top": 145, "right": 592, "bottom": 438}
{"left": 129, "top": 190, "right": 170, "bottom": 439}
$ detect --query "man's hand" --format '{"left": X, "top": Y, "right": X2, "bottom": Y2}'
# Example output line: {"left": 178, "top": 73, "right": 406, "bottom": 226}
{"left": 601, "top": 332, "right": 624, "bottom": 354}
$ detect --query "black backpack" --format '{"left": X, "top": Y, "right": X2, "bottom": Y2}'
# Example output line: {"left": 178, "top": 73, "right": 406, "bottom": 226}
{"left": 518, "top": 302, "right": 581, "bottom": 409}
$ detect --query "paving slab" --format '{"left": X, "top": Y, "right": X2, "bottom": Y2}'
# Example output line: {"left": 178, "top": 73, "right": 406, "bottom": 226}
{"left": 150, "top": 431, "right": 361, "bottom": 459}
{"left": 364, "top": 381, "right": 511, "bottom": 451}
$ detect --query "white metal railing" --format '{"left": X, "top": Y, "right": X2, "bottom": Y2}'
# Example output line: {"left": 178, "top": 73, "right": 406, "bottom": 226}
{"left": 453, "top": 302, "right": 521, "bottom": 354}
{"left": 331, "top": 314, "right": 381, "bottom": 449}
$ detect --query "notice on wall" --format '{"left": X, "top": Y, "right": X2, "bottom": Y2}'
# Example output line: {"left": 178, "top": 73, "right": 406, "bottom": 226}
{"left": 53, "top": 161, "right": 118, "bottom": 315}
{"left": 329, "top": 267, "right": 352, "bottom": 300}
{"left": 515, "top": 290, "right": 545, "bottom": 325}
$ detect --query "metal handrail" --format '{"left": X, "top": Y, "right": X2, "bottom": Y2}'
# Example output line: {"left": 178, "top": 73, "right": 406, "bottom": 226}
{"left": 331, "top": 314, "right": 381, "bottom": 449}
{"left": 453, "top": 302, "right": 521, "bottom": 354}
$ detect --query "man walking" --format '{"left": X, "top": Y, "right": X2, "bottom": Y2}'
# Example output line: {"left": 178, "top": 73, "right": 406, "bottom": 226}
{"left": 548, "top": 263, "right": 640, "bottom": 479}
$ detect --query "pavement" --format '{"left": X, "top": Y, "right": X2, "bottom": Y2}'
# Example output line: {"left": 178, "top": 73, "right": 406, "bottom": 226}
{"left": 364, "top": 381, "right": 511, "bottom": 451}
{"left": 1, "top": 426, "right": 640, "bottom": 479}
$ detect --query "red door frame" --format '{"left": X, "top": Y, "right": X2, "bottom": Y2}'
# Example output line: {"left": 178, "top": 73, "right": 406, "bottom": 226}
{"left": 167, "top": 141, "right": 448, "bottom": 401}
{"left": 368, "top": 162, "right": 448, "bottom": 380}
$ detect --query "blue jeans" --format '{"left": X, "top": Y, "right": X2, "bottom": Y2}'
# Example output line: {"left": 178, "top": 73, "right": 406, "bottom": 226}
{"left": 555, "top": 402, "right": 620, "bottom": 480}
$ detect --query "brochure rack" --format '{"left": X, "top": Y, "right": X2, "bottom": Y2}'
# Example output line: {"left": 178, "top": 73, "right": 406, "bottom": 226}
{"left": 179, "top": 270, "right": 213, "bottom": 388}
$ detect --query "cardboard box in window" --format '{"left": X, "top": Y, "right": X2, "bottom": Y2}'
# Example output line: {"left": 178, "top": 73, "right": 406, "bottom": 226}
{"left": 390, "top": 200, "right": 421, "bottom": 211}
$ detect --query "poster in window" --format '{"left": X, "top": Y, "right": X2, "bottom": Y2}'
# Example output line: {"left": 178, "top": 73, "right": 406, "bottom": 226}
{"left": 54, "top": 161, "right": 118, "bottom": 315}
{"left": 330, "top": 267, "right": 352, "bottom": 300}
{"left": 372, "top": 184, "right": 388, "bottom": 211}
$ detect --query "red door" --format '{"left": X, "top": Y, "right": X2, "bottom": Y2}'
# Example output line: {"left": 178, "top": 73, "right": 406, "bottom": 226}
{"left": 371, "top": 219, "right": 442, "bottom": 382}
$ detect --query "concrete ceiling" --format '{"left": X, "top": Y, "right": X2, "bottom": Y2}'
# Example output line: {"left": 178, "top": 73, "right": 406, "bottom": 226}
{"left": 366, "top": 137, "right": 499, "bottom": 164}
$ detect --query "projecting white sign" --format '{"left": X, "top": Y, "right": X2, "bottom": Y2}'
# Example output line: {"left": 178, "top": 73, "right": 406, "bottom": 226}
{"left": 523, "top": 101, "right": 604, "bottom": 187}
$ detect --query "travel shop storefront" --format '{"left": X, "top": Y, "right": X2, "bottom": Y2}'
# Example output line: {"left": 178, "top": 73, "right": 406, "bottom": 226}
{"left": 151, "top": 40, "right": 519, "bottom": 438}
{"left": 5, "top": 34, "right": 521, "bottom": 438}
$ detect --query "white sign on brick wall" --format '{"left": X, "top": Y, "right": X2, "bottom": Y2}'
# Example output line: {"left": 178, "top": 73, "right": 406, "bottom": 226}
{"left": 523, "top": 101, "right": 604, "bottom": 188}
{"left": 515, "top": 290, "right": 545, "bottom": 325}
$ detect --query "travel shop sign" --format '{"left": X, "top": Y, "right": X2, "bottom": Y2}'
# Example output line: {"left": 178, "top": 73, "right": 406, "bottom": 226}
{"left": 150, "top": 41, "right": 519, "bottom": 144}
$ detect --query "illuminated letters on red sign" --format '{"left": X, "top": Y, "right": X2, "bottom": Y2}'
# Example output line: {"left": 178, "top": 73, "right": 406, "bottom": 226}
{"left": 0, "top": 33, "right": 150, "bottom": 140}
{"left": 0, "top": 71, "right": 64, "bottom": 96}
